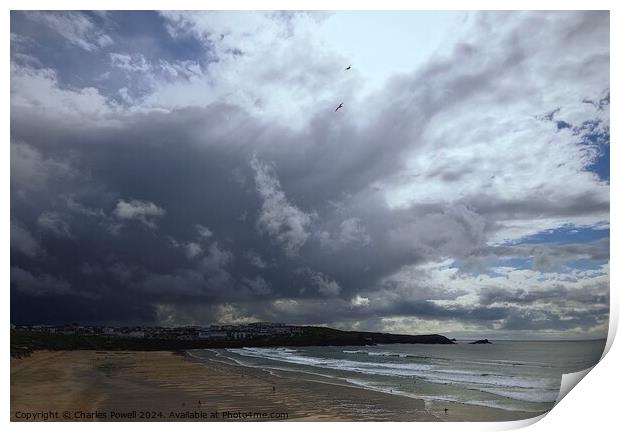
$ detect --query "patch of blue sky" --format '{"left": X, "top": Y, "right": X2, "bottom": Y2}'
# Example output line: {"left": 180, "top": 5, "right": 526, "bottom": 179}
{"left": 100, "top": 11, "right": 208, "bottom": 64}
{"left": 451, "top": 255, "right": 606, "bottom": 277}
{"left": 589, "top": 138, "right": 610, "bottom": 182}
{"left": 493, "top": 257, "right": 533, "bottom": 270}
{"left": 572, "top": 125, "right": 608, "bottom": 182}
{"left": 511, "top": 226, "right": 609, "bottom": 245}
{"left": 448, "top": 257, "right": 533, "bottom": 277}
{"left": 546, "top": 99, "right": 609, "bottom": 182}
{"left": 576, "top": 114, "right": 610, "bottom": 183}
{"left": 10, "top": 11, "right": 210, "bottom": 97}
{"left": 563, "top": 259, "right": 608, "bottom": 271}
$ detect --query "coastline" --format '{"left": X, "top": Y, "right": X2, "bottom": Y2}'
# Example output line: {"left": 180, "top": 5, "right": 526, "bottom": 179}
{"left": 11, "top": 350, "right": 544, "bottom": 422}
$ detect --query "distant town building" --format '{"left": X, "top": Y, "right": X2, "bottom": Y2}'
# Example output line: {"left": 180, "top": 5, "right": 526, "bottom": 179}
{"left": 126, "top": 331, "right": 145, "bottom": 338}
{"left": 198, "top": 330, "right": 228, "bottom": 339}
{"left": 14, "top": 321, "right": 306, "bottom": 341}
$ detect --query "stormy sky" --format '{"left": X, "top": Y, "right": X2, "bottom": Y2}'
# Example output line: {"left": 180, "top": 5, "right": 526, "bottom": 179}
{"left": 10, "top": 11, "right": 610, "bottom": 339}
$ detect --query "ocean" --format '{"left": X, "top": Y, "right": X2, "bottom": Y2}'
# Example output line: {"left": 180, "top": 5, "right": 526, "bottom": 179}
{"left": 190, "top": 339, "right": 605, "bottom": 414}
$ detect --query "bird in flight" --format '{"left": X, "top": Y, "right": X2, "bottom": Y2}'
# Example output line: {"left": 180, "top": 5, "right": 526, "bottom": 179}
{"left": 335, "top": 103, "right": 343, "bottom": 112}
{"left": 345, "top": 65, "right": 352, "bottom": 71}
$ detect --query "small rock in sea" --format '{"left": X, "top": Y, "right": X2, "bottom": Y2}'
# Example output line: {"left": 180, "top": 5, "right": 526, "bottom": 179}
{"left": 469, "top": 339, "right": 492, "bottom": 344}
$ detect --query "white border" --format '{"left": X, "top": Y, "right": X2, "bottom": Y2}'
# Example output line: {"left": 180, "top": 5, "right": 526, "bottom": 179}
{"left": 4, "top": 1, "right": 617, "bottom": 431}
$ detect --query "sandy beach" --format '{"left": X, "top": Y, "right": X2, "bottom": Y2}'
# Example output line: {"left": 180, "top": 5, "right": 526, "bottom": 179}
{"left": 11, "top": 350, "right": 542, "bottom": 422}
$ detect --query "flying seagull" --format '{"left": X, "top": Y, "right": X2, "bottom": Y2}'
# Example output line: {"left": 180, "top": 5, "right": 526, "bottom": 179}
{"left": 345, "top": 65, "right": 352, "bottom": 71}
{"left": 335, "top": 103, "right": 343, "bottom": 112}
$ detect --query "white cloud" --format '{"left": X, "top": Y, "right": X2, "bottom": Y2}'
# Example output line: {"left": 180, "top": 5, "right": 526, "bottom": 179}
{"left": 113, "top": 199, "right": 166, "bottom": 228}
{"left": 11, "top": 63, "right": 119, "bottom": 123}
{"left": 370, "top": 259, "right": 609, "bottom": 338}
{"left": 377, "top": 12, "right": 609, "bottom": 242}
{"left": 150, "top": 11, "right": 609, "bottom": 245}
{"left": 25, "top": 12, "right": 114, "bottom": 51}
{"left": 351, "top": 295, "right": 370, "bottom": 307}
{"left": 251, "top": 156, "right": 314, "bottom": 255}
{"left": 309, "top": 270, "right": 342, "bottom": 297}
{"left": 272, "top": 298, "right": 300, "bottom": 314}
{"left": 110, "top": 52, "right": 151, "bottom": 73}
{"left": 215, "top": 303, "right": 258, "bottom": 324}
{"left": 147, "top": 12, "right": 356, "bottom": 127}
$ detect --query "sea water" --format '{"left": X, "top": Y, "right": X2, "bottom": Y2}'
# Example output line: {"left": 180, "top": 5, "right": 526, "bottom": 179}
{"left": 192, "top": 339, "right": 605, "bottom": 413}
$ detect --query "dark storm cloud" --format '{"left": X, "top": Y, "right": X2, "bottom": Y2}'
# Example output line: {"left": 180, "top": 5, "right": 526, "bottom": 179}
{"left": 10, "top": 98, "right": 443, "bottom": 323}
{"left": 10, "top": 11, "right": 609, "bottom": 337}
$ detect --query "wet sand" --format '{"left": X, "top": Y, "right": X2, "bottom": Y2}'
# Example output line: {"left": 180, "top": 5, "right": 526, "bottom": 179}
{"left": 11, "top": 350, "right": 543, "bottom": 422}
